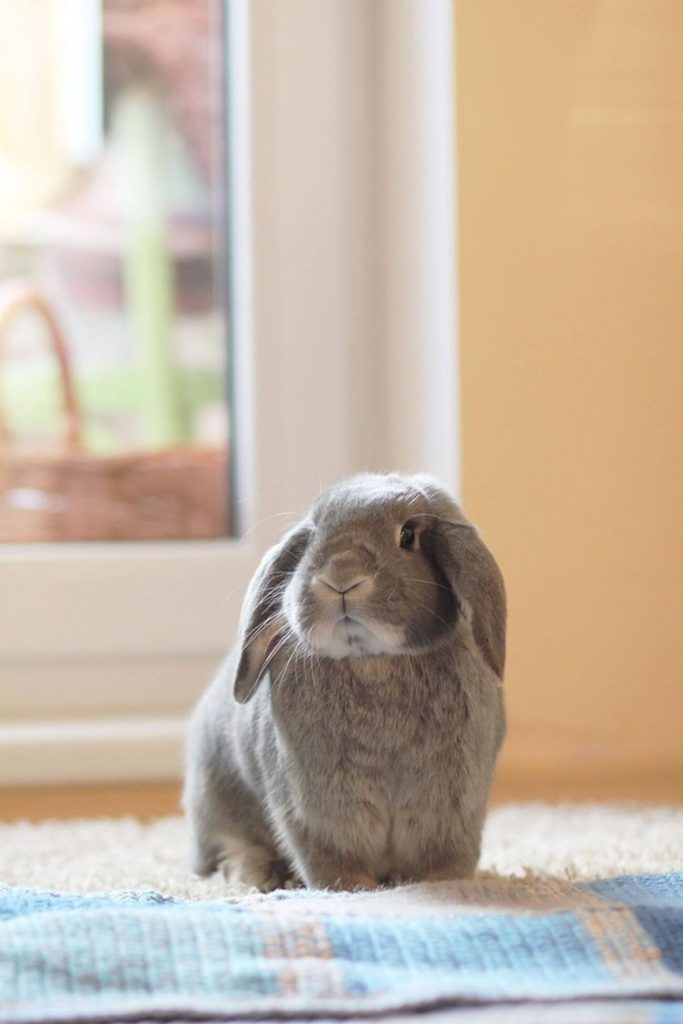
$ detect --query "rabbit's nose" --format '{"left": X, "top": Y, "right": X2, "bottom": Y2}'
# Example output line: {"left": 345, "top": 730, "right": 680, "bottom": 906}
{"left": 313, "top": 555, "right": 374, "bottom": 598}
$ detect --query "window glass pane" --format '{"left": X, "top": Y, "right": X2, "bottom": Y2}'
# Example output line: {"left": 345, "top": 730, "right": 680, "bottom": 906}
{"left": 0, "top": 0, "right": 231, "bottom": 541}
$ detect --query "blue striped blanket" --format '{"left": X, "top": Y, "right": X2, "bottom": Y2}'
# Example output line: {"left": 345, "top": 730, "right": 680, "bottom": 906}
{"left": 1, "top": 873, "right": 682, "bottom": 1022}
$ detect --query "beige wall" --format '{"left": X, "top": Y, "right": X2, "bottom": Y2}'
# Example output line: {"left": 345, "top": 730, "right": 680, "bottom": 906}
{"left": 456, "top": 1, "right": 683, "bottom": 800}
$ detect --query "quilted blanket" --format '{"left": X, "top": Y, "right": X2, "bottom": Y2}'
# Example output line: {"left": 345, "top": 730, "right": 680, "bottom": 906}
{"left": 1, "top": 873, "right": 682, "bottom": 1023}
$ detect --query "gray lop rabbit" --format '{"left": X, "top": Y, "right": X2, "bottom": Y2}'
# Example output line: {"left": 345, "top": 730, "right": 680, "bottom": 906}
{"left": 184, "top": 473, "right": 506, "bottom": 890}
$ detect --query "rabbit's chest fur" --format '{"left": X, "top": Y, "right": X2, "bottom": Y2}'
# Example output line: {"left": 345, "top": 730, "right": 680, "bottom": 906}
{"left": 262, "top": 643, "right": 502, "bottom": 877}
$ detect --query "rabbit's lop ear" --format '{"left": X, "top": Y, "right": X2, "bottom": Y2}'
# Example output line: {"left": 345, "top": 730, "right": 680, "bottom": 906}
{"left": 233, "top": 522, "right": 311, "bottom": 703}
{"left": 434, "top": 522, "right": 507, "bottom": 680}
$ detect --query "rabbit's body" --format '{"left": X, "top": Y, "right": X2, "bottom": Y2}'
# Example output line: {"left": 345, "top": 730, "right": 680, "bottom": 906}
{"left": 184, "top": 473, "right": 506, "bottom": 890}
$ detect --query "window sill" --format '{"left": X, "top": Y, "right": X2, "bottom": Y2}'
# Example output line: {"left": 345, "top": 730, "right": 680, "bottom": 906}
{"left": 0, "top": 715, "right": 186, "bottom": 787}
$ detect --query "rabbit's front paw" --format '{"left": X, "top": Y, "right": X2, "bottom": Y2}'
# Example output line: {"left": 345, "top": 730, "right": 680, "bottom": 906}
{"left": 219, "top": 840, "right": 291, "bottom": 893}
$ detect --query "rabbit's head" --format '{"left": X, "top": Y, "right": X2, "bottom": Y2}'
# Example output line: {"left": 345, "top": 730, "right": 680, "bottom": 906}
{"left": 233, "top": 473, "right": 505, "bottom": 702}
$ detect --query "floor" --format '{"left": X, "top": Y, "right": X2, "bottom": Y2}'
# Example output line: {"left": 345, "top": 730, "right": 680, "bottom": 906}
{"left": 0, "top": 782, "right": 183, "bottom": 822}
{"left": 2, "top": 771, "right": 682, "bottom": 823}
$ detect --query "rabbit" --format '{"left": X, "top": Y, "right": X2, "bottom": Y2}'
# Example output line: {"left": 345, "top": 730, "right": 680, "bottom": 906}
{"left": 183, "top": 472, "right": 506, "bottom": 891}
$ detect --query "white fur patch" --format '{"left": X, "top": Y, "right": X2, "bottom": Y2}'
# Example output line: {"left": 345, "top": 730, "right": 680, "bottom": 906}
{"left": 306, "top": 617, "right": 405, "bottom": 659}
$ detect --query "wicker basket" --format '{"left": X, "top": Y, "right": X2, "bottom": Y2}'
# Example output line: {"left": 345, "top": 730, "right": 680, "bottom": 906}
{"left": 0, "top": 280, "right": 229, "bottom": 542}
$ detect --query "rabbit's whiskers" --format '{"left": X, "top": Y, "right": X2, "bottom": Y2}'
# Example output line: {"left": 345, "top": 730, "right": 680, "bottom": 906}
{"left": 221, "top": 567, "right": 295, "bottom": 610}
{"left": 239, "top": 509, "right": 304, "bottom": 543}
{"left": 403, "top": 575, "right": 453, "bottom": 594}
{"left": 242, "top": 610, "right": 282, "bottom": 648}
{"left": 272, "top": 640, "right": 300, "bottom": 697}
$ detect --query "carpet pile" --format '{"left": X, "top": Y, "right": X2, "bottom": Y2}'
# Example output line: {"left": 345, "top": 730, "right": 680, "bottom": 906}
{"left": 1, "top": 803, "right": 682, "bottom": 897}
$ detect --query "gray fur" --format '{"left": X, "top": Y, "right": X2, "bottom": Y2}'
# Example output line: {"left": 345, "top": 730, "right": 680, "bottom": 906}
{"left": 183, "top": 473, "right": 506, "bottom": 890}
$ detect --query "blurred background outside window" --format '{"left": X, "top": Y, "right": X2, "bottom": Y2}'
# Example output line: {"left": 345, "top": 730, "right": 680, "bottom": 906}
{"left": 0, "top": 0, "right": 230, "bottom": 542}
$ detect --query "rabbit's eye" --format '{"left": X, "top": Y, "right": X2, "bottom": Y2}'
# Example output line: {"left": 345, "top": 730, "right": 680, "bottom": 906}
{"left": 399, "top": 524, "right": 416, "bottom": 550}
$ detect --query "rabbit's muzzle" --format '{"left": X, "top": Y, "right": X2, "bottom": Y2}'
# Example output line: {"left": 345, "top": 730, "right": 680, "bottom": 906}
{"left": 312, "top": 551, "right": 374, "bottom": 602}
{"left": 292, "top": 550, "right": 402, "bottom": 658}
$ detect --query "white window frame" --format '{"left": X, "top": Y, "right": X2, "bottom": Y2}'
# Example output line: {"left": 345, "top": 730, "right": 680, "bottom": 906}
{"left": 0, "top": 0, "right": 459, "bottom": 786}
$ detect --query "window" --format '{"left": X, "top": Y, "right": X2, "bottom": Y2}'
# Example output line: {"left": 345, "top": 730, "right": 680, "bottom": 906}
{"left": 0, "top": 0, "right": 230, "bottom": 542}
{"left": 0, "top": 0, "right": 459, "bottom": 786}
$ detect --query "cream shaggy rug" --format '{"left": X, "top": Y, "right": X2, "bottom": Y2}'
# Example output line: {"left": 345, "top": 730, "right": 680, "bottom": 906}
{"left": 1, "top": 802, "right": 682, "bottom": 897}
